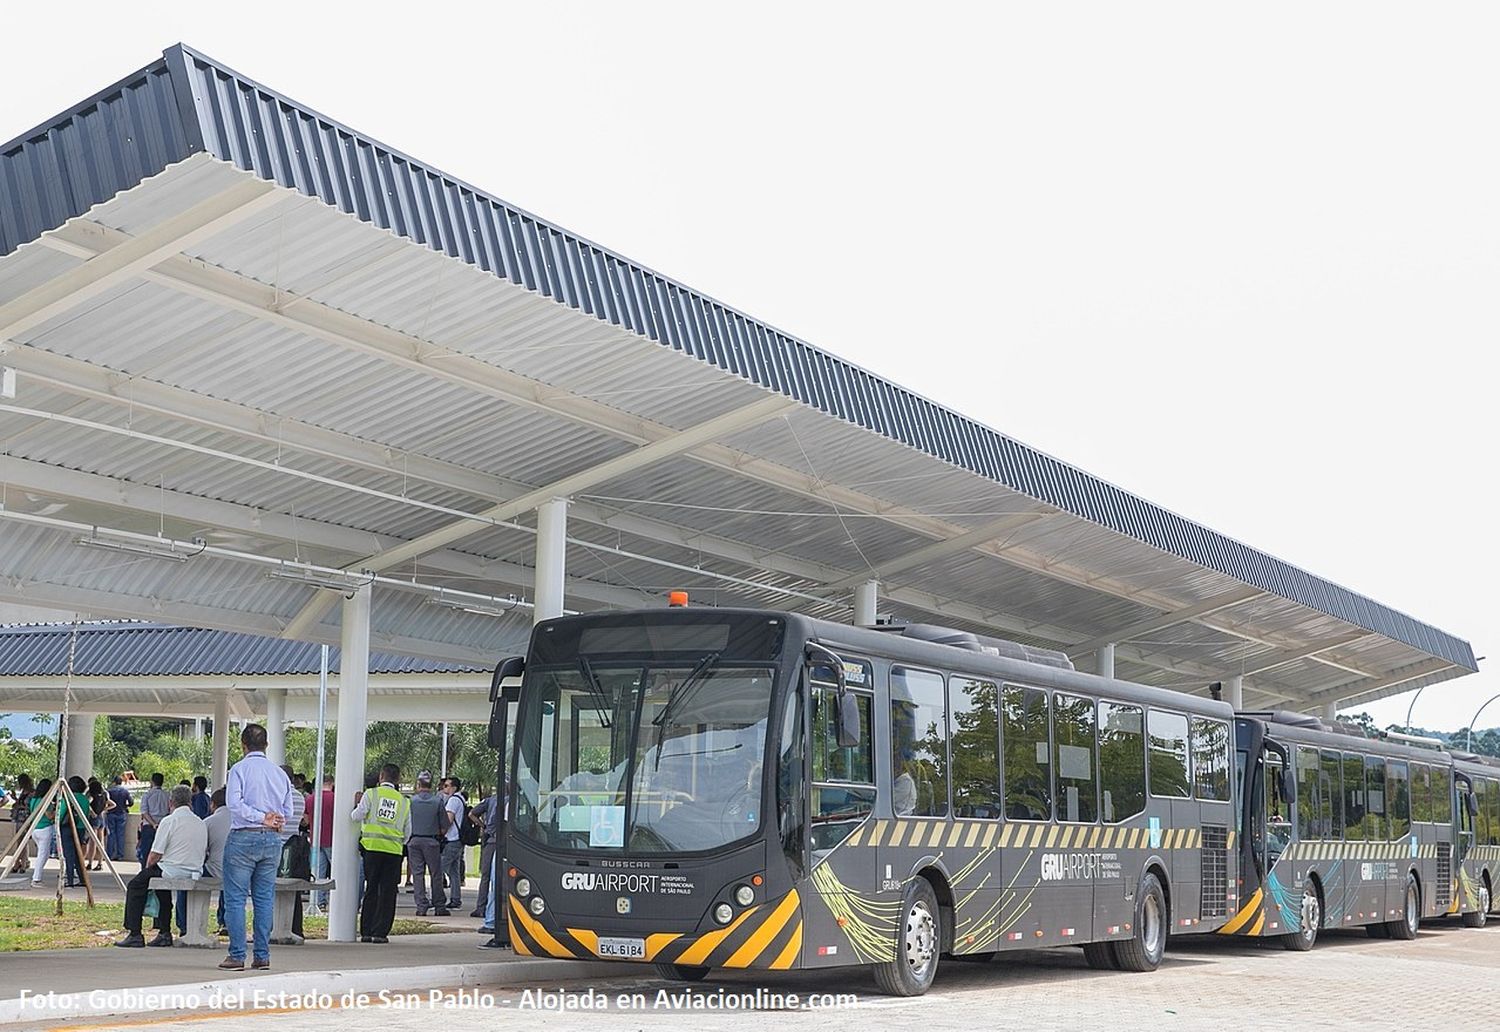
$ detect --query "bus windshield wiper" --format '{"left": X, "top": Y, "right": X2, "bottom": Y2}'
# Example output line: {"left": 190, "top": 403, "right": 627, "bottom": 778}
{"left": 651, "top": 652, "right": 720, "bottom": 767}
{"left": 577, "top": 655, "right": 613, "bottom": 729}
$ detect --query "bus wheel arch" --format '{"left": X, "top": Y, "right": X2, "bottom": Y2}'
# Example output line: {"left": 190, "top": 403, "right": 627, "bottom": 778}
{"left": 915, "top": 864, "right": 956, "bottom": 954}
{"left": 1387, "top": 870, "right": 1420, "bottom": 940}
{"left": 1463, "top": 870, "right": 1490, "bottom": 928}
{"left": 1144, "top": 861, "right": 1172, "bottom": 925}
{"left": 1281, "top": 873, "right": 1323, "bottom": 952}
{"left": 1110, "top": 868, "right": 1168, "bottom": 972}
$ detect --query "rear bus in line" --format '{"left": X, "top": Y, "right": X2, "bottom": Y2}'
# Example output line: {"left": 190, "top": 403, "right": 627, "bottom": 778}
{"left": 491, "top": 605, "right": 1240, "bottom": 995}
{"left": 1225, "top": 711, "right": 1488, "bottom": 948}
{"left": 1452, "top": 752, "right": 1500, "bottom": 925}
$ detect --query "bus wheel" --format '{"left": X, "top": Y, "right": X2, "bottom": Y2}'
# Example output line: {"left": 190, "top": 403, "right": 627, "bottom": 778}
{"left": 873, "top": 878, "right": 941, "bottom": 996}
{"left": 1082, "top": 942, "right": 1118, "bottom": 970}
{"left": 1461, "top": 883, "right": 1490, "bottom": 928}
{"left": 1281, "top": 879, "right": 1320, "bottom": 952}
{"left": 1110, "top": 872, "right": 1166, "bottom": 972}
{"left": 1386, "top": 875, "right": 1420, "bottom": 940}
{"left": 654, "top": 963, "right": 710, "bottom": 982}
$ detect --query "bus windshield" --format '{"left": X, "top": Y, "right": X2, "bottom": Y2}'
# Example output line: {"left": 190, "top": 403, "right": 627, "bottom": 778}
{"left": 513, "top": 661, "right": 778, "bottom": 854}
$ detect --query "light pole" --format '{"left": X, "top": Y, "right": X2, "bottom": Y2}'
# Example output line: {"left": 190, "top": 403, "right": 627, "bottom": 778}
{"left": 1465, "top": 692, "right": 1500, "bottom": 753}
{"left": 1404, "top": 685, "right": 1426, "bottom": 733}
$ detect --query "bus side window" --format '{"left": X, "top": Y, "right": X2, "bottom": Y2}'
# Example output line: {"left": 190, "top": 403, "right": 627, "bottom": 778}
{"left": 1190, "top": 717, "right": 1230, "bottom": 802}
{"left": 1488, "top": 778, "right": 1500, "bottom": 845}
{"left": 890, "top": 667, "right": 948, "bottom": 818}
{"left": 1295, "top": 747, "right": 1320, "bottom": 840}
{"left": 1002, "top": 685, "right": 1051, "bottom": 821}
{"left": 1320, "top": 750, "right": 1341, "bottom": 839}
{"left": 1410, "top": 764, "right": 1431, "bottom": 825}
{"left": 1053, "top": 693, "right": 1097, "bottom": 823}
{"left": 1342, "top": 753, "right": 1365, "bottom": 841}
{"left": 1432, "top": 767, "right": 1453, "bottom": 826}
{"left": 1147, "top": 710, "right": 1190, "bottom": 798}
{"left": 1387, "top": 761, "right": 1410, "bottom": 841}
{"left": 1098, "top": 701, "right": 1145, "bottom": 823}
{"left": 949, "top": 677, "right": 1000, "bottom": 818}
{"left": 1364, "top": 757, "right": 1386, "bottom": 842}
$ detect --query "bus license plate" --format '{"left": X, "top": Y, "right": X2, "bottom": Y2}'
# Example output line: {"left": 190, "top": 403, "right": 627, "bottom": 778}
{"left": 598, "top": 936, "right": 646, "bottom": 959}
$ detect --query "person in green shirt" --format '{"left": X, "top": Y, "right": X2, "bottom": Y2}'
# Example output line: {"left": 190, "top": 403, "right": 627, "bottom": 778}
{"left": 59, "top": 776, "right": 89, "bottom": 886}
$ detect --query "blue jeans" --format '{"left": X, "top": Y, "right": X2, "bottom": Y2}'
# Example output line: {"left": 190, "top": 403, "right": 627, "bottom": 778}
{"left": 136, "top": 824, "right": 156, "bottom": 867}
{"left": 484, "top": 854, "right": 496, "bottom": 928}
{"left": 60, "top": 826, "right": 82, "bottom": 884}
{"left": 105, "top": 813, "right": 127, "bottom": 860}
{"left": 223, "top": 830, "right": 280, "bottom": 962}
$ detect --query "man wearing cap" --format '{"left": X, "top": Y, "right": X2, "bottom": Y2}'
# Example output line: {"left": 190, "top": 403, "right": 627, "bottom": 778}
{"left": 406, "top": 772, "right": 447, "bottom": 916}
{"left": 350, "top": 763, "right": 409, "bottom": 943}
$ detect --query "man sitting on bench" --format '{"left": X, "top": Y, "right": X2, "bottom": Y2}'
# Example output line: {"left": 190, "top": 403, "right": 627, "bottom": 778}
{"left": 116, "top": 784, "right": 207, "bottom": 947}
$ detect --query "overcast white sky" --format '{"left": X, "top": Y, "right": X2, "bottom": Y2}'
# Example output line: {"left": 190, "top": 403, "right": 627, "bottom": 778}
{"left": 3, "top": 2, "right": 1495, "bottom": 730}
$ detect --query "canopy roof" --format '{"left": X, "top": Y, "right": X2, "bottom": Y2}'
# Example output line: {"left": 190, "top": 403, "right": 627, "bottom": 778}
{"left": 0, "top": 44, "right": 1476, "bottom": 715}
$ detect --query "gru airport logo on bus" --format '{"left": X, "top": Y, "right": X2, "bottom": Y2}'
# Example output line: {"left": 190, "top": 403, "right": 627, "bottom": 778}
{"left": 1040, "top": 852, "right": 1123, "bottom": 881}
{"left": 562, "top": 872, "right": 662, "bottom": 893}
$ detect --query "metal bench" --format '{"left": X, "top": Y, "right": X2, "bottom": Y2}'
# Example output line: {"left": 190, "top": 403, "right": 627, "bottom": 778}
{"left": 148, "top": 876, "right": 335, "bottom": 948}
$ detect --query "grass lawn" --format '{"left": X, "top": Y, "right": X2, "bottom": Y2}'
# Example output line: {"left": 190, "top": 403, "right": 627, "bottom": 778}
{"left": 0, "top": 897, "right": 447, "bottom": 951}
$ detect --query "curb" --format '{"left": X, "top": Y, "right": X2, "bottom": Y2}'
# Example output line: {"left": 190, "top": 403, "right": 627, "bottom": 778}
{"left": 0, "top": 957, "right": 628, "bottom": 1024}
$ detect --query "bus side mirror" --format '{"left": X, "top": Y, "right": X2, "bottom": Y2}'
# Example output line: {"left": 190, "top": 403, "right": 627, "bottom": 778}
{"left": 1279, "top": 770, "right": 1296, "bottom": 806}
{"left": 488, "top": 656, "right": 525, "bottom": 748}
{"left": 836, "top": 691, "right": 861, "bottom": 749}
{"left": 1466, "top": 792, "right": 1479, "bottom": 819}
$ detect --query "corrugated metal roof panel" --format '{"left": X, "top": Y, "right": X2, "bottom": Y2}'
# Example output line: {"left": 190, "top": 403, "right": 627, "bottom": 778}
{"left": 0, "top": 622, "right": 484, "bottom": 676}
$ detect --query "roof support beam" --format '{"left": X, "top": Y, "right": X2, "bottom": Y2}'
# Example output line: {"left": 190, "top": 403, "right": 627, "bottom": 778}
{"left": 1067, "top": 587, "right": 1264, "bottom": 659}
{"left": 1280, "top": 657, "right": 1459, "bottom": 709}
{"left": 281, "top": 394, "right": 793, "bottom": 638}
{"left": 825, "top": 513, "right": 1052, "bottom": 591}
{"left": 0, "top": 179, "right": 278, "bottom": 340}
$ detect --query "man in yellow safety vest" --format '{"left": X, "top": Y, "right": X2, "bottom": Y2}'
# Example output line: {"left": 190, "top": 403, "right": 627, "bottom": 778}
{"left": 349, "top": 763, "right": 409, "bottom": 943}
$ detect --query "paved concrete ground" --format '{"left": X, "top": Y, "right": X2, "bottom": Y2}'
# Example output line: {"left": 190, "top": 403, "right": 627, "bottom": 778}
{"left": 9, "top": 921, "right": 1497, "bottom": 1031}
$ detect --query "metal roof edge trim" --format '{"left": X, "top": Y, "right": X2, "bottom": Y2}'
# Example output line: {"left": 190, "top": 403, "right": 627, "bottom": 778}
{"left": 0, "top": 44, "right": 1477, "bottom": 673}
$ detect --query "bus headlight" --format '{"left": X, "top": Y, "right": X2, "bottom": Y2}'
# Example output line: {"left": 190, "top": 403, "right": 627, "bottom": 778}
{"left": 714, "top": 902, "right": 734, "bottom": 925}
{"left": 529, "top": 896, "right": 547, "bottom": 915}
{"left": 515, "top": 877, "right": 532, "bottom": 898}
{"left": 734, "top": 884, "right": 755, "bottom": 907}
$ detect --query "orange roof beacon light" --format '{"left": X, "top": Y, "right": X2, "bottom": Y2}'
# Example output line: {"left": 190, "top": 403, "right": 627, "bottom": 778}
{"left": 668, "top": 591, "right": 689, "bottom": 608}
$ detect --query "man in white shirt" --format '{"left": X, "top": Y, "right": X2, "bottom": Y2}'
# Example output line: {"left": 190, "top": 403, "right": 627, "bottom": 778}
{"left": 116, "top": 785, "right": 207, "bottom": 948}
{"left": 439, "top": 777, "right": 466, "bottom": 910}
{"left": 202, "top": 787, "right": 232, "bottom": 935}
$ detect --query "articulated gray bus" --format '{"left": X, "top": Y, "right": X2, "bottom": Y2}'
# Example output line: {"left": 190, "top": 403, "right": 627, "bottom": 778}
{"left": 1227, "top": 712, "right": 1497, "bottom": 948}
{"left": 491, "top": 605, "right": 1240, "bottom": 995}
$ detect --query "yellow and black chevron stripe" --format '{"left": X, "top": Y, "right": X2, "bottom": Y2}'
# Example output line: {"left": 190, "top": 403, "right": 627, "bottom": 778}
{"left": 507, "top": 889, "right": 803, "bottom": 970}
{"left": 843, "top": 820, "right": 1219, "bottom": 851}
{"left": 1281, "top": 841, "right": 1437, "bottom": 862}
{"left": 1217, "top": 888, "right": 1265, "bottom": 937}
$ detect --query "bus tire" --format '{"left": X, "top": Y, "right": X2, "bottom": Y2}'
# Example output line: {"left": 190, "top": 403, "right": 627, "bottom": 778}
{"left": 872, "top": 877, "right": 941, "bottom": 996}
{"left": 1385, "top": 874, "right": 1420, "bottom": 940}
{"left": 1110, "top": 872, "right": 1166, "bottom": 972}
{"left": 654, "top": 963, "right": 710, "bottom": 982}
{"left": 1280, "top": 878, "right": 1320, "bottom": 952}
{"left": 1461, "top": 882, "right": 1489, "bottom": 928}
{"left": 1082, "top": 941, "right": 1117, "bottom": 970}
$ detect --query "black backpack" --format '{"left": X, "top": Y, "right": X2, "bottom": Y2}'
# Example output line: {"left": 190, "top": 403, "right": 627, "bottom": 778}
{"left": 458, "top": 801, "right": 481, "bottom": 846}
{"left": 278, "top": 832, "right": 312, "bottom": 880}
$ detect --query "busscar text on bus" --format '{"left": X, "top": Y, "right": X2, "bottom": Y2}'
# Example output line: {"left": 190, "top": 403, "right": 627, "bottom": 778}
{"left": 483, "top": 599, "right": 1497, "bottom": 996}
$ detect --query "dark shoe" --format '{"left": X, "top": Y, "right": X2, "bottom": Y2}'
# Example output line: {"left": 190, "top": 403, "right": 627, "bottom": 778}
{"left": 251, "top": 958, "right": 270, "bottom": 970}
{"left": 147, "top": 932, "right": 173, "bottom": 947}
{"left": 371, "top": 935, "right": 389, "bottom": 944}
{"left": 114, "top": 933, "right": 146, "bottom": 948}
{"left": 470, "top": 908, "right": 486, "bottom": 918}
{"left": 414, "top": 908, "right": 428, "bottom": 917}
{"left": 218, "top": 957, "right": 245, "bottom": 970}
{"left": 360, "top": 936, "right": 373, "bottom": 943}
{"left": 478, "top": 937, "right": 506, "bottom": 949}
{"left": 216, "top": 926, "right": 229, "bottom": 937}
{"left": 433, "top": 908, "right": 450, "bottom": 917}
{"left": 477, "top": 926, "right": 494, "bottom": 935}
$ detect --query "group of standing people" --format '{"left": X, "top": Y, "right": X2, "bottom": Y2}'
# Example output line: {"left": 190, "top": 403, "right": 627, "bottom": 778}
{"left": 7, "top": 773, "right": 124, "bottom": 886}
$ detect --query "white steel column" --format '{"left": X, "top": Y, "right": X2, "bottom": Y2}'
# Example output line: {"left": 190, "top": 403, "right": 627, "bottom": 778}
{"left": 853, "top": 580, "right": 879, "bottom": 626}
{"left": 1320, "top": 701, "right": 1339, "bottom": 722}
{"left": 1224, "top": 676, "right": 1244, "bottom": 710}
{"left": 63, "top": 715, "right": 95, "bottom": 780}
{"left": 1097, "top": 643, "right": 1115, "bottom": 680}
{"left": 329, "top": 583, "right": 372, "bottom": 943}
{"left": 211, "top": 694, "right": 231, "bottom": 789}
{"left": 534, "top": 497, "right": 568, "bottom": 623}
{"left": 265, "top": 688, "right": 287, "bottom": 766}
